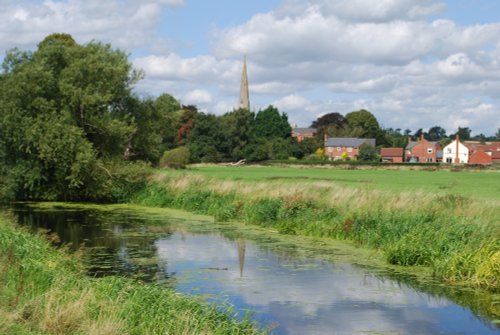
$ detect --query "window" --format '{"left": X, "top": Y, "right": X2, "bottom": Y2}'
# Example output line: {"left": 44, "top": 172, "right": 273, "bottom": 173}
{"left": 427, "top": 158, "right": 433, "bottom": 163}
{"left": 446, "top": 158, "right": 452, "bottom": 163}
{"left": 347, "top": 147, "right": 352, "bottom": 152}
{"left": 327, "top": 147, "right": 333, "bottom": 152}
{"left": 337, "top": 147, "right": 341, "bottom": 151}
{"left": 427, "top": 148, "right": 433, "bottom": 154}
{"left": 446, "top": 148, "right": 452, "bottom": 154}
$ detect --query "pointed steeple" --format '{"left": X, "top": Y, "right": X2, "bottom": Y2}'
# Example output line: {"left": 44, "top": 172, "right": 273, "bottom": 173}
{"left": 239, "top": 56, "right": 250, "bottom": 110}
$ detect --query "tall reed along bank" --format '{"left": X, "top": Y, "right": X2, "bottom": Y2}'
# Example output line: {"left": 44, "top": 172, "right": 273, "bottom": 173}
{"left": 0, "top": 213, "right": 264, "bottom": 335}
{"left": 133, "top": 171, "right": 500, "bottom": 295}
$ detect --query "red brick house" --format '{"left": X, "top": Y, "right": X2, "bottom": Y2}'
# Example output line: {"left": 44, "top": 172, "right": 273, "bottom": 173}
{"left": 405, "top": 135, "right": 442, "bottom": 163}
{"left": 324, "top": 137, "right": 376, "bottom": 160}
{"left": 380, "top": 148, "right": 403, "bottom": 163}
{"left": 291, "top": 127, "right": 317, "bottom": 142}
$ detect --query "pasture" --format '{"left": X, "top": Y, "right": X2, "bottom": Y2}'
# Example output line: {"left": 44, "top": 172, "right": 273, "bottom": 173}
{"left": 161, "top": 165, "right": 500, "bottom": 200}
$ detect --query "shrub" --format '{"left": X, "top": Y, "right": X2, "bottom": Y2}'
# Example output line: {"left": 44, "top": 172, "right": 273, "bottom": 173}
{"left": 159, "top": 147, "right": 190, "bottom": 169}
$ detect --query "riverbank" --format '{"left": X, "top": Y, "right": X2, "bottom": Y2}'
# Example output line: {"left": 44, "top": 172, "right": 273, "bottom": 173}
{"left": 133, "top": 171, "right": 499, "bottom": 292}
{"left": 0, "top": 212, "right": 264, "bottom": 335}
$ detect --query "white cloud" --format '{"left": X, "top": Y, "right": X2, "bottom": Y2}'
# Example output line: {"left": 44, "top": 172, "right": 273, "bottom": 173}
{"left": 273, "top": 94, "right": 310, "bottom": 110}
{"left": 0, "top": 0, "right": 184, "bottom": 54}
{"left": 184, "top": 89, "right": 212, "bottom": 104}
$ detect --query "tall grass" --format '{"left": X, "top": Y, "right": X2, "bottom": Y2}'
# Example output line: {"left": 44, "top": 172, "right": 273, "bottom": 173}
{"left": 133, "top": 173, "right": 500, "bottom": 291}
{"left": 0, "top": 212, "right": 264, "bottom": 335}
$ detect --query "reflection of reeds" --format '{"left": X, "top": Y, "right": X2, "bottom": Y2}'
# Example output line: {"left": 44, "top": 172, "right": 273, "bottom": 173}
{"left": 134, "top": 173, "right": 500, "bottom": 293}
{"left": 0, "top": 215, "right": 264, "bottom": 335}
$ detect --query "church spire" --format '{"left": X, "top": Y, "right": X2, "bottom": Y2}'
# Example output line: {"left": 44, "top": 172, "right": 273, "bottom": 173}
{"left": 239, "top": 56, "right": 250, "bottom": 110}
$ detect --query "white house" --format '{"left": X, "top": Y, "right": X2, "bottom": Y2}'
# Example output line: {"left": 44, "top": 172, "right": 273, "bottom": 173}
{"left": 443, "top": 136, "right": 469, "bottom": 164}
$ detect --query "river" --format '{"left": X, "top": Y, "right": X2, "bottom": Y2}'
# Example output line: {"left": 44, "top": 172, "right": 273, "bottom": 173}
{"left": 11, "top": 203, "right": 499, "bottom": 335}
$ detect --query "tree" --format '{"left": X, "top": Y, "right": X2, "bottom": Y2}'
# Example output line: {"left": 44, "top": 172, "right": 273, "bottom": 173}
{"left": 252, "top": 105, "right": 291, "bottom": 139}
{"left": 310, "top": 112, "right": 346, "bottom": 138}
{"left": 0, "top": 33, "right": 145, "bottom": 202}
{"left": 414, "top": 128, "right": 424, "bottom": 139}
{"left": 311, "top": 112, "right": 346, "bottom": 129}
{"left": 383, "top": 128, "right": 407, "bottom": 147}
{"left": 221, "top": 108, "right": 255, "bottom": 160}
{"left": 454, "top": 127, "right": 471, "bottom": 141}
{"left": 176, "top": 106, "right": 198, "bottom": 145}
{"left": 159, "top": 147, "right": 190, "bottom": 169}
{"left": 345, "top": 109, "right": 385, "bottom": 144}
{"left": 357, "top": 143, "right": 378, "bottom": 162}
{"left": 496, "top": 128, "right": 500, "bottom": 140}
{"left": 186, "top": 113, "right": 227, "bottom": 162}
{"left": 427, "top": 126, "right": 446, "bottom": 141}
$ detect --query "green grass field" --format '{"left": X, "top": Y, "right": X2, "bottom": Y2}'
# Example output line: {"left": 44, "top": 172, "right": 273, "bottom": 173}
{"left": 160, "top": 165, "right": 500, "bottom": 200}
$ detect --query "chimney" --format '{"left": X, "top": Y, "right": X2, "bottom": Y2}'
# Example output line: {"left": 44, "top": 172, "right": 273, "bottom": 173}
{"left": 420, "top": 134, "right": 425, "bottom": 142}
{"left": 455, "top": 134, "right": 460, "bottom": 164}
{"left": 324, "top": 132, "right": 328, "bottom": 144}
{"left": 408, "top": 136, "right": 412, "bottom": 145}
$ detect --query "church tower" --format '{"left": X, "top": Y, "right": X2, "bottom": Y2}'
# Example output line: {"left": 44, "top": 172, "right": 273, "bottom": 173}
{"left": 239, "top": 57, "right": 250, "bottom": 110}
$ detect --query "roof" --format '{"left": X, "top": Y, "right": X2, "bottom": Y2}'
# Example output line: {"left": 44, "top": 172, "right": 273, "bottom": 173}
{"left": 405, "top": 140, "right": 439, "bottom": 150}
{"left": 380, "top": 148, "right": 403, "bottom": 157}
{"left": 292, "top": 128, "right": 317, "bottom": 134}
{"left": 469, "top": 150, "right": 493, "bottom": 164}
{"left": 325, "top": 137, "right": 376, "bottom": 148}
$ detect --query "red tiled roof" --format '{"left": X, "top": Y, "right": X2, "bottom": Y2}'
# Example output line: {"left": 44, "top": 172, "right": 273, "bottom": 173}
{"left": 380, "top": 148, "right": 403, "bottom": 157}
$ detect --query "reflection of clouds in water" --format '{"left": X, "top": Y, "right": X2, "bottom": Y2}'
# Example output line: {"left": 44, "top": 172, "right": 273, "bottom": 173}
{"left": 152, "top": 234, "right": 485, "bottom": 335}
{"left": 267, "top": 300, "right": 442, "bottom": 335}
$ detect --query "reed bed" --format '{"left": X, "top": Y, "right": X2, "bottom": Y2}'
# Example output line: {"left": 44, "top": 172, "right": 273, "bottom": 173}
{"left": 136, "top": 173, "right": 500, "bottom": 291}
{"left": 0, "top": 213, "right": 265, "bottom": 335}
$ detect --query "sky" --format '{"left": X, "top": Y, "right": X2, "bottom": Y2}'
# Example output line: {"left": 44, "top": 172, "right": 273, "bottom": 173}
{"left": 1, "top": 0, "right": 500, "bottom": 136}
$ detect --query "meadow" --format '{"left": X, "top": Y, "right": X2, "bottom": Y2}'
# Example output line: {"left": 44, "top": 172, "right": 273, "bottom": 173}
{"left": 159, "top": 165, "right": 500, "bottom": 200}
{"left": 0, "top": 213, "right": 264, "bottom": 335}
{"left": 134, "top": 165, "right": 500, "bottom": 293}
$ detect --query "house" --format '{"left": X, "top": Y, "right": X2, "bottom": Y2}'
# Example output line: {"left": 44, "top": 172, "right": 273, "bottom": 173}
{"left": 291, "top": 127, "right": 317, "bottom": 142}
{"left": 467, "top": 141, "right": 500, "bottom": 165}
{"left": 380, "top": 148, "right": 403, "bottom": 163}
{"left": 324, "top": 137, "right": 376, "bottom": 160}
{"left": 468, "top": 150, "right": 492, "bottom": 165}
{"left": 443, "top": 135, "right": 469, "bottom": 164}
{"left": 405, "top": 135, "right": 442, "bottom": 163}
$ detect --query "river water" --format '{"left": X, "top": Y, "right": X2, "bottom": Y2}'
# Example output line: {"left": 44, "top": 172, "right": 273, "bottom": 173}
{"left": 11, "top": 203, "right": 499, "bottom": 335}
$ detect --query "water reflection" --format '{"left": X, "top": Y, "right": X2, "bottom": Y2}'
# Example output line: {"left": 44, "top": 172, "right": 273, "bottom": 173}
{"left": 11, "top": 204, "right": 499, "bottom": 335}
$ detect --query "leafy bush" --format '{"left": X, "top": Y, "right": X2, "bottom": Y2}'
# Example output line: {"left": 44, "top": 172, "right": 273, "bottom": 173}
{"left": 159, "top": 147, "right": 190, "bottom": 169}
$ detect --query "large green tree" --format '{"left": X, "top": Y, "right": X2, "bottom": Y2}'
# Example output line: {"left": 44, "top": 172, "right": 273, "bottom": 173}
{"left": 221, "top": 108, "right": 255, "bottom": 160}
{"left": 0, "top": 33, "right": 145, "bottom": 201}
{"left": 345, "top": 109, "right": 385, "bottom": 144}
{"left": 252, "top": 105, "right": 291, "bottom": 140}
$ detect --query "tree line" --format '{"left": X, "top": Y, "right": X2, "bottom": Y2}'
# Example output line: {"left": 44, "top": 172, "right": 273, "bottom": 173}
{"left": 1, "top": 34, "right": 498, "bottom": 202}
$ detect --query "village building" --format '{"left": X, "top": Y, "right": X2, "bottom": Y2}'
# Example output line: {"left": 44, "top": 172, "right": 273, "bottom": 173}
{"left": 442, "top": 137, "right": 500, "bottom": 165}
{"left": 324, "top": 137, "right": 376, "bottom": 160}
{"left": 443, "top": 136, "right": 469, "bottom": 164}
{"left": 468, "top": 150, "right": 492, "bottom": 165}
{"left": 291, "top": 127, "right": 317, "bottom": 142}
{"left": 405, "top": 136, "right": 442, "bottom": 163}
{"left": 380, "top": 148, "right": 404, "bottom": 163}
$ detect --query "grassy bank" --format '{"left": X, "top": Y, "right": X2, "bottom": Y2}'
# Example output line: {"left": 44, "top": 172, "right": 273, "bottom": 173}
{"left": 133, "top": 172, "right": 499, "bottom": 292}
{"left": 0, "top": 212, "right": 264, "bottom": 335}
